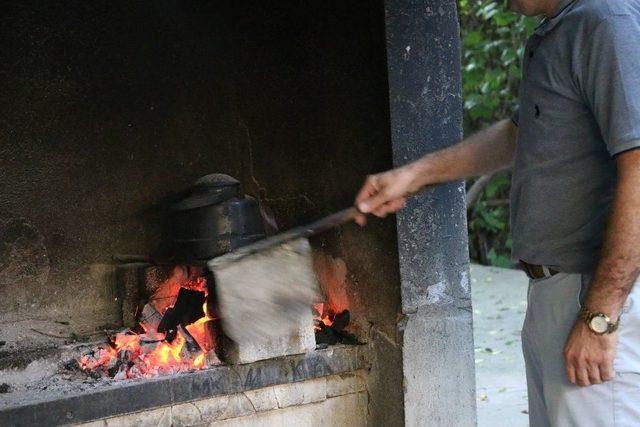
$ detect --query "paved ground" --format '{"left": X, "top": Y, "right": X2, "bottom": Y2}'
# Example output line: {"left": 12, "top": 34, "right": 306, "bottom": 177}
{"left": 471, "top": 264, "right": 529, "bottom": 426}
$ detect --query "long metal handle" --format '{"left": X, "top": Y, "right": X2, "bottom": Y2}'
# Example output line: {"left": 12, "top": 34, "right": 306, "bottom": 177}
{"left": 208, "top": 207, "right": 361, "bottom": 267}
{"left": 297, "top": 206, "right": 361, "bottom": 236}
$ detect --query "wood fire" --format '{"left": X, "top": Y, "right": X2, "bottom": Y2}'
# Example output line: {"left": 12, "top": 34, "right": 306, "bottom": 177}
{"left": 313, "top": 303, "right": 360, "bottom": 346}
{"left": 79, "top": 276, "right": 218, "bottom": 379}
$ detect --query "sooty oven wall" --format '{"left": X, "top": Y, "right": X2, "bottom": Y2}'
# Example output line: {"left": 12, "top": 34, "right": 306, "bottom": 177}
{"left": 1, "top": 1, "right": 403, "bottom": 424}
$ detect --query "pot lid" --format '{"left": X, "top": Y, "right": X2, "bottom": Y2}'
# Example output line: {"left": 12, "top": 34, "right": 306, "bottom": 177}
{"left": 172, "top": 174, "right": 242, "bottom": 210}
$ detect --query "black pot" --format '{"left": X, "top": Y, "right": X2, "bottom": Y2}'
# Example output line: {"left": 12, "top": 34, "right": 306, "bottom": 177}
{"left": 172, "top": 174, "right": 241, "bottom": 210}
{"left": 170, "top": 174, "right": 266, "bottom": 261}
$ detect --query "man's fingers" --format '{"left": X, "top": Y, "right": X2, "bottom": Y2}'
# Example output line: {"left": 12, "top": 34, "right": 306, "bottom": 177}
{"left": 355, "top": 176, "right": 378, "bottom": 207}
{"left": 576, "top": 367, "right": 591, "bottom": 387}
{"left": 386, "top": 197, "right": 407, "bottom": 212}
{"left": 355, "top": 196, "right": 406, "bottom": 224}
{"left": 587, "top": 364, "right": 602, "bottom": 384}
{"left": 359, "top": 191, "right": 392, "bottom": 214}
{"left": 371, "top": 198, "right": 406, "bottom": 217}
{"left": 563, "top": 322, "right": 619, "bottom": 387}
{"left": 565, "top": 350, "right": 589, "bottom": 386}
{"left": 354, "top": 212, "right": 367, "bottom": 227}
{"left": 566, "top": 361, "right": 576, "bottom": 385}
{"left": 601, "top": 362, "right": 616, "bottom": 381}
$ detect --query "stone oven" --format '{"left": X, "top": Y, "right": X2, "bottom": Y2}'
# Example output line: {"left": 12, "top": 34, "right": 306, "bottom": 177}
{"left": 0, "top": 1, "right": 475, "bottom": 426}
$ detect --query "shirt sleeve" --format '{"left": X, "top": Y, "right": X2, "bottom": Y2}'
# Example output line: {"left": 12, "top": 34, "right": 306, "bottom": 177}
{"left": 579, "top": 15, "right": 640, "bottom": 156}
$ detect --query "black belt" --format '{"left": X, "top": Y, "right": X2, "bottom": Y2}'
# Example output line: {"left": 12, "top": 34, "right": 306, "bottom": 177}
{"left": 519, "top": 260, "right": 559, "bottom": 280}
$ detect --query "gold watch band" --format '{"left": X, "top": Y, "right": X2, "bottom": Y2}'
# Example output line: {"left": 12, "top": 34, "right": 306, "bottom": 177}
{"left": 578, "top": 307, "right": 620, "bottom": 334}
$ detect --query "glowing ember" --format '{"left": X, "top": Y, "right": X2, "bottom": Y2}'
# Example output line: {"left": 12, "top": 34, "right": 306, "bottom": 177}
{"left": 313, "top": 303, "right": 360, "bottom": 346}
{"left": 79, "top": 276, "right": 217, "bottom": 379}
{"left": 313, "top": 303, "right": 335, "bottom": 330}
{"left": 181, "top": 276, "right": 207, "bottom": 293}
{"left": 185, "top": 302, "right": 215, "bottom": 352}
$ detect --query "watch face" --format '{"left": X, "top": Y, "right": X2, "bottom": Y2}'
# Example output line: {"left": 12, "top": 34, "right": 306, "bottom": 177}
{"left": 590, "top": 316, "right": 609, "bottom": 334}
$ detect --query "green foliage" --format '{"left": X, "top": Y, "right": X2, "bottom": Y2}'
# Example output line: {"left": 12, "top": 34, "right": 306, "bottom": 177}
{"left": 459, "top": 0, "right": 537, "bottom": 130}
{"left": 458, "top": 1, "right": 538, "bottom": 267}
{"left": 487, "top": 248, "right": 513, "bottom": 268}
{"left": 467, "top": 172, "right": 512, "bottom": 265}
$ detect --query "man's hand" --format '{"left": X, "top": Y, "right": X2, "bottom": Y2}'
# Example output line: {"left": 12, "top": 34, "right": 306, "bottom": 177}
{"left": 354, "top": 166, "right": 418, "bottom": 226}
{"left": 563, "top": 321, "right": 618, "bottom": 386}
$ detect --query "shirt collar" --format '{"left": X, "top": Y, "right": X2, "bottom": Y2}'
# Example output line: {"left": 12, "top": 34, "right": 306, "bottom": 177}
{"left": 534, "top": 0, "right": 578, "bottom": 36}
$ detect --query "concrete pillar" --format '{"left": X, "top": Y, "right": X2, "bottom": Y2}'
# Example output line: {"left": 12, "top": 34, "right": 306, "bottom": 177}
{"left": 384, "top": 1, "right": 477, "bottom": 426}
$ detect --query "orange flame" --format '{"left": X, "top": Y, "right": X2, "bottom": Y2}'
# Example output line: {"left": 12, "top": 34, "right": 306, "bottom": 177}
{"left": 80, "top": 280, "right": 215, "bottom": 379}
{"left": 186, "top": 302, "right": 216, "bottom": 352}
{"left": 193, "top": 353, "right": 205, "bottom": 368}
{"left": 313, "top": 303, "right": 334, "bottom": 330}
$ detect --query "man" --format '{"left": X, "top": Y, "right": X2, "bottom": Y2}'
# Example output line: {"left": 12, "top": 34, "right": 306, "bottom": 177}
{"left": 354, "top": 0, "right": 640, "bottom": 425}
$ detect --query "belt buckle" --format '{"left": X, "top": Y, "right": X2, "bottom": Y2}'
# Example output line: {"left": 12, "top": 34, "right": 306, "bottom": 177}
{"left": 519, "top": 261, "right": 553, "bottom": 280}
{"left": 540, "top": 265, "right": 553, "bottom": 277}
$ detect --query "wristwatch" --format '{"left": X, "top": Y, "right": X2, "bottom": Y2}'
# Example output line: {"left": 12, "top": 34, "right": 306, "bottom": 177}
{"left": 578, "top": 307, "right": 620, "bottom": 335}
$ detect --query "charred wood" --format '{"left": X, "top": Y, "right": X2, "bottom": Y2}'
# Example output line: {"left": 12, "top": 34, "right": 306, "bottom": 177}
{"left": 139, "top": 303, "right": 162, "bottom": 332}
{"left": 314, "top": 309, "right": 361, "bottom": 346}
{"left": 157, "top": 288, "right": 206, "bottom": 339}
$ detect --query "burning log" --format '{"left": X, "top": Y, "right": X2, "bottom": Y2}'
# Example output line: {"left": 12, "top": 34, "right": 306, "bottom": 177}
{"left": 139, "top": 303, "right": 163, "bottom": 333}
{"left": 177, "top": 325, "right": 202, "bottom": 364}
{"left": 139, "top": 338, "right": 163, "bottom": 355}
{"left": 314, "top": 305, "right": 361, "bottom": 346}
{"left": 178, "top": 325, "right": 200, "bottom": 353}
{"left": 331, "top": 309, "right": 350, "bottom": 331}
{"left": 158, "top": 288, "right": 206, "bottom": 342}
{"left": 314, "top": 327, "right": 337, "bottom": 345}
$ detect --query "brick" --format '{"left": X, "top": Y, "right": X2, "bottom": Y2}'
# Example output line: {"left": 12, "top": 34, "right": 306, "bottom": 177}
{"left": 170, "top": 402, "right": 202, "bottom": 427}
{"left": 224, "top": 319, "right": 315, "bottom": 364}
{"left": 211, "top": 238, "right": 317, "bottom": 364}
{"left": 242, "top": 387, "right": 278, "bottom": 412}
{"left": 217, "top": 393, "right": 256, "bottom": 421}
{"left": 274, "top": 382, "right": 304, "bottom": 407}
{"left": 191, "top": 395, "right": 230, "bottom": 421}
{"left": 274, "top": 377, "right": 327, "bottom": 408}
{"left": 326, "top": 371, "right": 367, "bottom": 398}
{"left": 300, "top": 377, "right": 328, "bottom": 405}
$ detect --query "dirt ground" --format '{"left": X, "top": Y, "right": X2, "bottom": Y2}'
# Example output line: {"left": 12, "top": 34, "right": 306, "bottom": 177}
{"left": 471, "top": 264, "right": 529, "bottom": 427}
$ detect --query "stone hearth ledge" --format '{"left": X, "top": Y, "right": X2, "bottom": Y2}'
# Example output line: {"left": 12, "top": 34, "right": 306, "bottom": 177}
{"left": 0, "top": 345, "right": 366, "bottom": 427}
{"left": 79, "top": 371, "right": 368, "bottom": 426}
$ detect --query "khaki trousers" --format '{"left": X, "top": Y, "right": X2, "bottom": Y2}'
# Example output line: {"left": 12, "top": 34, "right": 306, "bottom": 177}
{"left": 522, "top": 273, "right": 640, "bottom": 426}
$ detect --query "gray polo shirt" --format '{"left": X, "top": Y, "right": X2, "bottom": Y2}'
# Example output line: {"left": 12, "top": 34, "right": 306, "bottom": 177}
{"left": 511, "top": 0, "right": 640, "bottom": 273}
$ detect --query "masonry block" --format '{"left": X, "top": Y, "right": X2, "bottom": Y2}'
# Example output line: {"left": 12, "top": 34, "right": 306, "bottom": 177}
{"left": 274, "top": 377, "right": 327, "bottom": 408}
{"left": 326, "top": 371, "right": 367, "bottom": 398}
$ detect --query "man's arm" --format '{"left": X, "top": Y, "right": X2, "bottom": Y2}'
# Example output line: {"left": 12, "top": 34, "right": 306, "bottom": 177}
{"left": 585, "top": 150, "right": 640, "bottom": 319}
{"left": 564, "top": 149, "right": 640, "bottom": 386}
{"left": 354, "top": 118, "right": 517, "bottom": 224}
